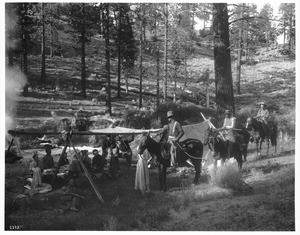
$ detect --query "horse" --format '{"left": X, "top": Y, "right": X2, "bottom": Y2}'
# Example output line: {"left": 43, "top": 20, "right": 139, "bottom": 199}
{"left": 203, "top": 127, "right": 244, "bottom": 170}
{"left": 245, "top": 117, "right": 277, "bottom": 155}
{"left": 137, "top": 132, "right": 203, "bottom": 191}
{"left": 234, "top": 127, "right": 251, "bottom": 162}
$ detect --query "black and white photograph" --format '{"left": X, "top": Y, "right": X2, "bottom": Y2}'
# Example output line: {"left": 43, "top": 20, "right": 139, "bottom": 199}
{"left": 3, "top": 1, "right": 297, "bottom": 231}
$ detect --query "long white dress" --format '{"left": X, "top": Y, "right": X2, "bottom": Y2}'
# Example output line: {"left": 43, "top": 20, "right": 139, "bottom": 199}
{"left": 29, "top": 160, "right": 42, "bottom": 189}
{"left": 134, "top": 153, "right": 149, "bottom": 194}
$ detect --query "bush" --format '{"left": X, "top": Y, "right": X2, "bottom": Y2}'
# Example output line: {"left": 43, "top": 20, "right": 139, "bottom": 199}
{"left": 123, "top": 108, "right": 152, "bottom": 129}
{"left": 211, "top": 164, "right": 244, "bottom": 191}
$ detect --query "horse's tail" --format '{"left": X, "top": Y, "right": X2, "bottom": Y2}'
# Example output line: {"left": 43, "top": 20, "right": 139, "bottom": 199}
{"left": 270, "top": 124, "right": 278, "bottom": 147}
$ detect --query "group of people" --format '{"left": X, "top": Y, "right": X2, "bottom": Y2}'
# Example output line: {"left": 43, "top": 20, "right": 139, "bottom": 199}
{"left": 220, "top": 101, "right": 270, "bottom": 139}
{"left": 28, "top": 103, "right": 271, "bottom": 209}
{"left": 29, "top": 144, "right": 57, "bottom": 189}
{"left": 148, "top": 102, "right": 271, "bottom": 173}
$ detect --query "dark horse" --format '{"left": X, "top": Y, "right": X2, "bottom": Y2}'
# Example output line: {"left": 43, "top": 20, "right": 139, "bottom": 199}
{"left": 246, "top": 117, "right": 277, "bottom": 155}
{"left": 137, "top": 133, "right": 203, "bottom": 191}
{"left": 203, "top": 127, "right": 244, "bottom": 170}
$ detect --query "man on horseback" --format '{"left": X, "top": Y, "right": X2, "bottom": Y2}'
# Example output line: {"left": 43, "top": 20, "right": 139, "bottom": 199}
{"left": 154, "top": 111, "right": 184, "bottom": 170}
{"left": 254, "top": 102, "right": 270, "bottom": 135}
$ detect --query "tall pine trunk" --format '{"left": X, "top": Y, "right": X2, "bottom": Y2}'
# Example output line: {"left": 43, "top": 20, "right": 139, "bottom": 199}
{"left": 80, "top": 4, "right": 87, "bottom": 98}
{"left": 116, "top": 6, "right": 121, "bottom": 99}
{"left": 236, "top": 4, "right": 244, "bottom": 95}
{"left": 213, "top": 3, "right": 235, "bottom": 125}
{"left": 138, "top": 3, "right": 143, "bottom": 109}
{"left": 22, "top": 3, "right": 29, "bottom": 96}
{"left": 163, "top": 3, "right": 168, "bottom": 103}
{"left": 105, "top": 4, "right": 111, "bottom": 115}
{"left": 41, "top": 3, "right": 46, "bottom": 83}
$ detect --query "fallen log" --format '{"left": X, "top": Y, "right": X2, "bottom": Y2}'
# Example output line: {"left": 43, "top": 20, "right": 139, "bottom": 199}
{"left": 8, "top": 127, "right": 160, "bottom": 136}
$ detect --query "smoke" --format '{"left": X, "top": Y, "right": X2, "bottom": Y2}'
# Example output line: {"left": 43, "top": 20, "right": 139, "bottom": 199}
{"left": 5, "top": 67, "right": 27, "bottom": 148}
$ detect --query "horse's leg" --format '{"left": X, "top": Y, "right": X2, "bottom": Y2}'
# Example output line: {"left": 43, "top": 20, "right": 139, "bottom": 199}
{"left": 266, "top": 138, "right": 270, "bottom": 155}
{"left": 259, "top": 138, "right": 263, "bottom": 155}
{"left": 243, "top": 145, "right": 248, "bottom": 162}
{"left": 213, "top": 158, "right": 218, "bottom": 174}
{"left": 162, "top": 164, "right": 167, "bottom": 191}
{"left": 158, "top": 164, "right": 163, "bottom": 191}
{"left": 191, "top": 158, "right": 201, "bottom": 185}
{"left": 256, "top": 138, "right": 260, "bottom": 156}
{"left": 236, "top": 151, "right": 243, "bottom": 170}
{"left": 125, "top": 152, "right": 132, "bottom": 177}
{"left": 221, "top": 158, "right": 226, "bottom": 167}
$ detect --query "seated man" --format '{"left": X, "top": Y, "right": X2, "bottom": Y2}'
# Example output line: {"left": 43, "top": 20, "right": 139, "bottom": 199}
{"left": 107, "top": 147, "right": 120, "bottom": 179}
{"left": 59, "top": 178, "right": 81, "bottom": 214}
{"left": 80, "top": 150, "right": 92, "bottom": 172}
{"left": 42, "top": 144, "right": 54, "bottom": 170}
{"left": 92, "top": 149, "right": 106, "bottom": 173}
{"left": 68, "top": 157, "right": 82, "bottom": 179}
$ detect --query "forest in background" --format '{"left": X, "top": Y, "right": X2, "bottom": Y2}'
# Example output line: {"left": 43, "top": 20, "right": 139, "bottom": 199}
{"left": 5, "top": 2, "right": 295, "bottom": 125}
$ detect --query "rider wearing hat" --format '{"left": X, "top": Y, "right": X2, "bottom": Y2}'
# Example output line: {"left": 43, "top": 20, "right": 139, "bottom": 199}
{"left": 154, "top": 110, "right": 184, "bottom": 169}
{"left": 255, "top": 102, "right": 269, "bottom": 124}
{"left": 254, "top": 101, "right": 270, "bottom": 134}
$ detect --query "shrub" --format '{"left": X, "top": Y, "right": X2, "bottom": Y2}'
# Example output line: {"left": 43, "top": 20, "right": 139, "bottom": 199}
{"left": 211, "top": 164, "right": 244, "bottom": 191}
{"left": 123, "top": 108, "right": 152, "bottom": 129}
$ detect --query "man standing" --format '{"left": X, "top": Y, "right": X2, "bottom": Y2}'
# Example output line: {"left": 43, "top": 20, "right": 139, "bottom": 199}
{"left": 154, "top": 111, "right": 184, "bottom": 170}
{"left": 42, "top": 144, "right": 54, "bottom": 169}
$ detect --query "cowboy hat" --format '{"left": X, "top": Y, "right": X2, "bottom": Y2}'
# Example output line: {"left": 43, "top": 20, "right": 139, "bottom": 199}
{"left": 167, "top": 111, "right": 174, "bottom": 118}
{"left": 225, "top": 110, "right": 232, "bottom": 115}
{"left": 259, "top": 101, "right": 267, "bottom": 106}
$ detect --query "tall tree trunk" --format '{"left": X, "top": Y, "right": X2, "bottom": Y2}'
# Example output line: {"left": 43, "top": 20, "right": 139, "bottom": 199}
{"left": 236, "top": 4, "right": 244, "bottom": 95}
{"left": 213, "top": 3, "right": 235, "bottom": 125}
{"left": 41, "top": 3, "right": 46, "bottom": 83}
{"left": 283, "top": 19, "right": 286, "bottom": 45}
{"left": 163, "top": 3, "right": 168, "bottom": 103}
{"left": 80, "top": 4, "right": 87, "bottom": 98}
{"left": 154, "top": 16, "right": 160, "bottom": 108}
{"left": 288, "top": 14, "right": 292, "bottom": 50}
{"left": 22, "top": 3, "right": 29, "bottom": 96}
{"left": 105, "top": 4, "right": 111, "bottom": 115}
{"left": 184, "top": 47, "right": 187, "bottom": 88}
{"left": 49, "top": 3, "right": 54, "bottom": 57}
{"left": 116, "top": 7, "right": 121, "bottom": 99}
{"left": 81, "top": 30, "right": 86, "bottom": 98}
{"left": 139, "top": 4, "right": 143, "bottom": 109}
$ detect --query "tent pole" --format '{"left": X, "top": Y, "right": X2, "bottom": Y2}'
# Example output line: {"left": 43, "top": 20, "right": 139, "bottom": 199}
{"left": 51, "top": 132, "right": 70, "bottom": 187}
{"left": 70, "top": 140, "right": 105, "bottom": 204}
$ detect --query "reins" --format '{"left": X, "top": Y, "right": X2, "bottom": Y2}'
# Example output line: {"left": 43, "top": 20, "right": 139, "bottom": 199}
{"left": 173, "top": 141, "right": 203, "bottom": 160}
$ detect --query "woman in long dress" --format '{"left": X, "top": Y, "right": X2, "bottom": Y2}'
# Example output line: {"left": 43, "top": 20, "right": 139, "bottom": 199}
{"left": 29, "top": 153, "right": 43, "bottom": 189}
{"left": 135, "top": 153, "right": 150, "bottom": 195}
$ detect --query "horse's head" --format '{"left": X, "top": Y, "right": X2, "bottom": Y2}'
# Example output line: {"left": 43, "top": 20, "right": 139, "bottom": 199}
{"left": 246, "top": 117, "right": 254, "bottom": 131}
{"left": 137, "top": 131, "right": 152, "bottom": 155}
{"left": 203, "top": 127, "right": 219, "bottom": 146}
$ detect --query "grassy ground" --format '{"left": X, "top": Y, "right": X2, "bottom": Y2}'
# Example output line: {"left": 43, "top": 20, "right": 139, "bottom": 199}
{"left": 4, "top": 49, "right": 295, "bottom": 231}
